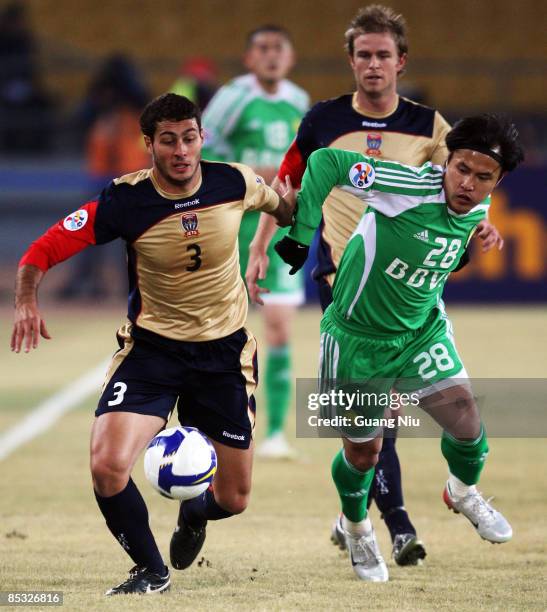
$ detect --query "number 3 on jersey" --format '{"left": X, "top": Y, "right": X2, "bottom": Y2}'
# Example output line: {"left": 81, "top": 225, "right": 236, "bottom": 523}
{"left": 186, "top": 243, "right": 202, "bottom": 271}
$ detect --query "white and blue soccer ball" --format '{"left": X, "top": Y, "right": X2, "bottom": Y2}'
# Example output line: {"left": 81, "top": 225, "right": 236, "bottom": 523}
{"left": 144, "top": 426, "right": 217, "bottom": 500}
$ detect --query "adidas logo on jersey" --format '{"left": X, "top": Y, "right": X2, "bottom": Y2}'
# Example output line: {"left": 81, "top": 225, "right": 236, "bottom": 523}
{"left": 413, "top": 230, "right": 429, "bottom": 242}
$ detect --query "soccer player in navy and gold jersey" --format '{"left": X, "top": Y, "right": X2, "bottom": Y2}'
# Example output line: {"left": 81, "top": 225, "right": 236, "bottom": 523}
{"left": 11, "top": 94, "right": 294, "bottom": 596}
{"left": 247, "top": 5, "right": 502, "bottom": 567}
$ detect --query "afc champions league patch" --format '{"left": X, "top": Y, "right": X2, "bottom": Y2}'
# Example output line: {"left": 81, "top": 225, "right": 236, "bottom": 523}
{"left": 349, "top": 161, "right": 375, "bottom": 189}
{"left": 181, "top": 212, "right": 199, "bottom": 237}
{"left": 366, "top": 132, "right": 382, "bottom": 156}
{"left": 63, "top": 209, "right": 88, "bottom": 231}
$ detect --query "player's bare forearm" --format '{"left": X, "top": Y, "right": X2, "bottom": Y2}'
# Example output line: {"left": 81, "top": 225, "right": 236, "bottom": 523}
{"left": 267, "top": 174, "right": 296, "bottom": 227}
{"left": 249, "top": 176, "right": 285, "bottom": 253}
{"left": 249, "top": 213, "right": 278, "bottom": 255}
{"left": 12, "top": 265, "right": 51, "bottom": 353}
{"left": 246, "top": 213, "right": 278, "bottom": 305}
{"left": 15, "top": 264, "right": 43, "bottom": 307}
{"left": 269, "top": 195, "right": 294, "bottom": 227}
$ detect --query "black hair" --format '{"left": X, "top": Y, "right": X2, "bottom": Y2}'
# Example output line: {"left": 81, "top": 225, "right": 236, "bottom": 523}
{"left": 446, "top": 113, "right": 524, "bottom": 173}
{"left": 139, "top": 93, "right": 201, "bottom": 139}
{"left": 245, "top": 24, "right": 292, "bottom": 48}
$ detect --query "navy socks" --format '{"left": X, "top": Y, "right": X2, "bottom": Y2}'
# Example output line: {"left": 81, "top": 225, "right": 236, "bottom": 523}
{"left": 369, "top": 436, "right": 416, "bottom": 541}
{"left": 181, "top": 488, "right": 233, "bottom": 529}
{"left": 94, "top": 478, "right": 165, "bottom": 575}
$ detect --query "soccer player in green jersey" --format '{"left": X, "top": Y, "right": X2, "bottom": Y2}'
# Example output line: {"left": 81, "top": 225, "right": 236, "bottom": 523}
{"left": 247, "top": 5, "right": 503, "bottom": 567}
{"left": 274, "top": 114, "right": 524, "bottom": 581}
{"left": 202, "top": 25, "right": 310, "bottom": 458}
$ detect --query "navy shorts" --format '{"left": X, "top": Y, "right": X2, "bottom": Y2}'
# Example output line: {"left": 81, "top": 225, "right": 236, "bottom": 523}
{"left": 96, "top": 324, "right": 258, "bottom": 449}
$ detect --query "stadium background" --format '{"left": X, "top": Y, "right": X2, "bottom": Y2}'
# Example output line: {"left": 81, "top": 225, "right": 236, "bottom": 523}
{"left": 0, "top": 0, "right": 546, "bottom": 609}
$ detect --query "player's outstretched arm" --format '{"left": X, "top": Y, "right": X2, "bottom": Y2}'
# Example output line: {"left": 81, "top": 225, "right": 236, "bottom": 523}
{"left": 276, "top": 149, "right": 359, "bottom": 275}
{"left": 246, "top": 176, "right": 296, "bottom": 304}
{"left": 246, "top": 213, "right": 276, "bottom": 305}
{"left": 11, "top": 265, "right": 51, "bottom": 353}
{"left": 246, "top": 212, "right": 273, "bottom": 305}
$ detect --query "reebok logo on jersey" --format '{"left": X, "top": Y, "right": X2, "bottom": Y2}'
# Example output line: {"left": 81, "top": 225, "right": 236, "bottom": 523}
{"left": 174, "top": 198, "right": 200, "bottom": 210}
{"left": 362, "top": 120, "right": 387, "bottom": 128}
{"left": 222, "top": 430, "right": 245, "bottom": 441}
{"left": 63, "top": 209, "right": 88, "bottom": 231}
{"left": 413, "top": 230, "right": 429, "bottom": 242}
{"left": 349, "top": 162, "right": 375, "bottom": 189}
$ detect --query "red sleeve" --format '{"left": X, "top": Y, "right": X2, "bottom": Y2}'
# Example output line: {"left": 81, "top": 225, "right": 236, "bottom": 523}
{"left": 19, "top": 201, "right": 99, "bottom": 271}
{"left": 277, "top": 139, "right": 306, "bottom": 188}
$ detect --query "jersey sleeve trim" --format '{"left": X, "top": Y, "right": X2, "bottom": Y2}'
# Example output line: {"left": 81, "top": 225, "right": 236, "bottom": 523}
{"left": 19, "top": 201, "right": 99, "bottom": 271}
{"left": 277, "top": 138, "right": 306, "bottom": 187}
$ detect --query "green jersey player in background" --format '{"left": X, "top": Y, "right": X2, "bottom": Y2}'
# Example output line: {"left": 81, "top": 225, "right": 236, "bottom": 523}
{"left": 202, "top": 25, "right": 309, "bottom": 458}
{"left": 274, "top": 114, "right": 524, "bottom": 582}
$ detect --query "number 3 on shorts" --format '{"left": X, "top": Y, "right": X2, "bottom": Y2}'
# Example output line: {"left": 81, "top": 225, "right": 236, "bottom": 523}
{"left": 107, "top": 381, "right": 128, "bottom": 406}
{"left": 413, "top": 343, "right": 455, "bottom": 380}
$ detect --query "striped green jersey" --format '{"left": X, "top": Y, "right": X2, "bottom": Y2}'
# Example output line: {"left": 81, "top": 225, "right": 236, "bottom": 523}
{"left": 201, "top": 74, "right": 309, "bottom": 167}
{"left": 290, "top": 148, "right": 490, "bottom": 336}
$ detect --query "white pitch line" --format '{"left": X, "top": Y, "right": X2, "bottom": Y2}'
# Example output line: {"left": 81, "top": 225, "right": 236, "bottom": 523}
{"left": 0, "top": 357, "right": 111, "bottom": 462}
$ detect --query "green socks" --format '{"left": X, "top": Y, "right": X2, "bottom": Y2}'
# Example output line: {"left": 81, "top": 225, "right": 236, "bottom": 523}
{"left": 331, "top": 449, "right": 375, "bottom": 522}
{"left": 441, "top": 425, "right": 489, "bottom": 485}
{"left": 330, "top": 426, "right": 488, "bottom": 524}
{"left": 265, "top": 345, "right": 291, "bottom": 436}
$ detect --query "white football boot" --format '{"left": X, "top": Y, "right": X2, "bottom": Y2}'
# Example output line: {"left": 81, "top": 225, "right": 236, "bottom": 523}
{"left": 341, "top": 516, "right": 389, "bottom": 582}
{"left": 256, "top": 431, "right": 297, "bottom": 459}
{"left": 330, "top": 514, "right": 347, "bottom": 550}
{"left": 443, "top": 483, "right": 512, "bottom": 543}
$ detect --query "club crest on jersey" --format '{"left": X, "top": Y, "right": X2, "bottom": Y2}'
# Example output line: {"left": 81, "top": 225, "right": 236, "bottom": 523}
{"left": 366, "top": 132, "right": 382, "bottom": 156}
{"left": 181, "top": 212, "right": 199, "bottom": 237}
{"left": 349, "top": 162, "right": 375, "bottom": 189}
{"left": 63, "top": 209, "right": 88, "bottom": 231}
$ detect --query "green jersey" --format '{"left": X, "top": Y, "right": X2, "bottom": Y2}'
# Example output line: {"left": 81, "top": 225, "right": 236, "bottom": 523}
{"left": 290, "top": 148, "right": 489, "bottom": 336}
{"left": 202, "top": 73, "right": 309, "bottom": 167}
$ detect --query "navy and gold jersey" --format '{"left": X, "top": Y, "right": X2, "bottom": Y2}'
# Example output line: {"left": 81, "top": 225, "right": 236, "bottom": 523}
{"left": 277, "top": 93, "right": 451, "bottom": 284}
{"left": 20, "top": 161, "right": 280, "bottom": 341}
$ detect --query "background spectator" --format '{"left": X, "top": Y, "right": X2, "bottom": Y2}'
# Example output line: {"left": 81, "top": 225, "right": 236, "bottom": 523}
{"left": 0, "top": 1, "right": 54, "bottom": 153}
{"left": 169, "top": 56, "right": 218, "bottom": 111}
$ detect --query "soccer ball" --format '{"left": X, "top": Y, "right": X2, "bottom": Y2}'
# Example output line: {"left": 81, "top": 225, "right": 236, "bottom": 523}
{"left": 144, "top": 426, "right": 217, "bottom": 500}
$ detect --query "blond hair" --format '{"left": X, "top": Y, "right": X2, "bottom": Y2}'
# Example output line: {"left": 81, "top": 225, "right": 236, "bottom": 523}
{"left": 345, "top": 5, "right": 408, "bottom": 58}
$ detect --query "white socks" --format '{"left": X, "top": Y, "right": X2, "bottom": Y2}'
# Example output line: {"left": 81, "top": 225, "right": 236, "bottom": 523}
{"left": 343, "top": 514, "right": 371, "bottom": 537}
{"left": 448, "top": 473, "right": 476, "bottom": 500}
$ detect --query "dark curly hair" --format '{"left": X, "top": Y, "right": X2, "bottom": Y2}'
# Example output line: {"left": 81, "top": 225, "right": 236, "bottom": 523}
{"left": 140, "top": 93, "right": 201, "bottom": 140}
{"left": 446, "top": 114, "right": 525, "bottom": 173}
